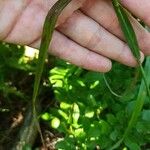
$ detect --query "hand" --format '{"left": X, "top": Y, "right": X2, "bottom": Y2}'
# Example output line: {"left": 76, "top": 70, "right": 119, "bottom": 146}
{"left": 1, "top": 0, "right": 150, "bottom": 72}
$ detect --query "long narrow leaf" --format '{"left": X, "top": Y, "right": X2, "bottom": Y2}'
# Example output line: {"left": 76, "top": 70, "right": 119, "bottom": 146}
{"left": 110, "top": 57, "right": 150, "bottom": 150}
{"left": 32, "top": 0, "right": 71, "bottom": 145}
{"left": 112, "top": 0, "right": 140, "bottom": 60}
{"left": 123, "top": 57, "right": 150, "bottom": 138}
{"left": 112, "top": 0, "right": 150, "bottom": 97}
{"left": 111, "top": 0, "right": 150, "bottom": 148}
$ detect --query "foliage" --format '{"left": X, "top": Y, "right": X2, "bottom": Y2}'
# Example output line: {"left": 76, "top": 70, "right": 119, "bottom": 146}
{"left": 0, "top": 42, "right": 48, "bottom": 148}
{"left": 0, "top": 41, "right": 149, "bottom": 149}
{"left": 0, "top": 42, "right": 35, "bottom": 101}
{"left": 41, "top": 58, "right": 150, "bottom": 150}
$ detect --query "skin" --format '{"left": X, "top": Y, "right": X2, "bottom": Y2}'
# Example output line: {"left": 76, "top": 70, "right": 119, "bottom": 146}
{"left": 1, "top": 0, "right": 150, "bottom": 72}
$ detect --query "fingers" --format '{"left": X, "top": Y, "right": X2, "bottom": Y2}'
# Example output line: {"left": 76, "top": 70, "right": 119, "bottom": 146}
{"left": 0, "top": 0, "right": 30, "bottom": 40}
{"left": 2, "top": 0, "right": 86, "bottom": 44}
{"left": 57, "top": 11, "right": 144, "bottom": 67}
{"left": 81, "top": 0, "right": 150, "bottom": 55}
{"left": 56, "top": 0, "right": 87, "bottom": 26}
{"left": 30, "top": 30, "right": 112, "bottom": 72}
{"left": 1, "top": 0, "right": 112, "bottom": 73}
{"left": 121, "top": 0, "right": 150, "bottom": 26}
{"left": 81, "top": 0, "right": 123, "bottom": 38}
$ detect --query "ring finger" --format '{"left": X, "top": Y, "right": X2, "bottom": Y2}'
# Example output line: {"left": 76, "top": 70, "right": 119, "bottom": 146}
{"left": 81, "top": 0, "right": 150, "bottom": 55}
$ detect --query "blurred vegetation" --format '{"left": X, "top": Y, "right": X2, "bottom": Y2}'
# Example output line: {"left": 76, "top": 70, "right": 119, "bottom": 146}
{"left": 0, "top": 42, "right": 150, "bottom": 150}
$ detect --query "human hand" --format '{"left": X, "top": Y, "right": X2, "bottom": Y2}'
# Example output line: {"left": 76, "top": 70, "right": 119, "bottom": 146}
{"left": 1, "top": 0, "right": 150, "bottom": 72}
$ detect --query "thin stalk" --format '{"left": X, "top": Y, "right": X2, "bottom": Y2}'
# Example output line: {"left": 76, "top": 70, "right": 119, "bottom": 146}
{"left": 103, "top": 73, "right": 122, "bottom": 98}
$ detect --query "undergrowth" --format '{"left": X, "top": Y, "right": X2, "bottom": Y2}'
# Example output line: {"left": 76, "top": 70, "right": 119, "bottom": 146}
{"left": 0, "top": 42, "right": 149, "bottom": 149}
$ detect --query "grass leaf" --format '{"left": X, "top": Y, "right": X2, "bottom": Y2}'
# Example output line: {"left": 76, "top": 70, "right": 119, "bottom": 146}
{"left": 112, "top": 0, "right": 150, "bottom": 148}
{"left": 31, "top": 0, "right": 72, "bottom": 146}
{"left": 112, "top": 0, "right": 150, "bottom": 98}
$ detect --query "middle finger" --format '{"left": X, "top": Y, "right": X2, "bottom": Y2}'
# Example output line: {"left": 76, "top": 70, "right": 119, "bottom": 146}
{"left": 57, "top": 10, "right": 144, "bottom": 67}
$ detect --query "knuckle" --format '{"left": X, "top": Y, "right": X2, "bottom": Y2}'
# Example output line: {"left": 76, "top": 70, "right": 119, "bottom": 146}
{"left": 85, "top": 28, "right": 102, "bottom": 50}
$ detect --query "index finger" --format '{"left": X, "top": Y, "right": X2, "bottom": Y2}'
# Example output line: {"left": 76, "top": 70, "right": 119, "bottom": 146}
{"left": 121, "top": 0, "right": 150, "bottom": 26}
